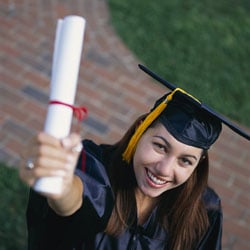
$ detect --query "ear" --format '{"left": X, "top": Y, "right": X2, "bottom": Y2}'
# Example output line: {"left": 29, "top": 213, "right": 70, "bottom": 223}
{"left": 199, "top": 152, "right": 208, "bottom": 163}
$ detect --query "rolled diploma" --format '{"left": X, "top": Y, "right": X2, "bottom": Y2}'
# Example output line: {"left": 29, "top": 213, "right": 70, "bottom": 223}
{"left": 33, "top": 15, "right": 86, "bottom": 194}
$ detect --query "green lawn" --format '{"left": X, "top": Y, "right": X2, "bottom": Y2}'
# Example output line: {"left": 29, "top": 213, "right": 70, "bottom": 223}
{"left": 108, "top": 0, "right": 250, "bottom": 127}
{"left": 0, "top": 164, "right": 28, "bottom": 250}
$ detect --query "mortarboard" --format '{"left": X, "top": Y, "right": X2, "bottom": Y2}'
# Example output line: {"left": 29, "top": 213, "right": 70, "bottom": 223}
{"left": 122, "top": 64, "right": 250, "bottom": 163}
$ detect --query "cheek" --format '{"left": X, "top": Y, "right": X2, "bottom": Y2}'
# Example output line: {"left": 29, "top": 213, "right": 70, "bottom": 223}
{"left": 133, "top": 141, "right": 152, "bottom": 166}
{"left": 133, "top": 143, "right": 156, "bottom": 182}
{"left": 175, "top": 167, "right": 196, "bottom": 185}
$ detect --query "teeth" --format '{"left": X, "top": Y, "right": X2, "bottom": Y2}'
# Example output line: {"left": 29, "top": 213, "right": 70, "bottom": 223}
{"left": 147, "top": 170, "right": 167, "bottom": 185}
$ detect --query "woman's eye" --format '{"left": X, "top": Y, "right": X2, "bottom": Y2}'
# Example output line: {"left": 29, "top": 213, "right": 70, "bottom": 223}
{"left": 180, "top": 158, "right": 192, "bottom": 166}
{"left": 153, "top": 142, "right": 167, "bottom": 152}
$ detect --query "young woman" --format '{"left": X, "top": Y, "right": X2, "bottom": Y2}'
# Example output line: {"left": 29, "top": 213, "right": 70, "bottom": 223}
{"left": 19, "top": 65, "right": 249, "bottom": 250}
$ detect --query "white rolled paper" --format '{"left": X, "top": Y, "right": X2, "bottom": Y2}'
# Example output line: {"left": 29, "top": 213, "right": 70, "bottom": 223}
{"left": 33, "top": 15, "right": 86, "bottom": 194}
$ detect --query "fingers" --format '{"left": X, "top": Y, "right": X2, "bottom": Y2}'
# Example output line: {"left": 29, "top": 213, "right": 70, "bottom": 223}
{"left": 61, "top": 133, "right": 82, "bottom": 151}
{"left": 37, "top": 132, "right": 61, "bottom": 150}
{"left": 37, "top": 132, "right": 82, "bottom": 168}
{"left": 19, "top": 132, "right": 82, "bottom": 191}
{"left": 19, "top": 154, "right": 65, "bottom": 187}
{"left": 19, "top": 136, "right": 39, "bottom": 186}
{"left": 19, "top": 158, "right": 36, "bottom": 186}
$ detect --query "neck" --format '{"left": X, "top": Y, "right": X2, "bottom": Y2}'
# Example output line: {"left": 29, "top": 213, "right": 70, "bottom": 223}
{"left": 135, "top": 188, "right": 159, "bottom": 225}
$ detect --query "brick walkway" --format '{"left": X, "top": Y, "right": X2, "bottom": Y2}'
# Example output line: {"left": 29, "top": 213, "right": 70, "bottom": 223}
{"left": 0, "top": 0, "right": 249, "bottom": 249}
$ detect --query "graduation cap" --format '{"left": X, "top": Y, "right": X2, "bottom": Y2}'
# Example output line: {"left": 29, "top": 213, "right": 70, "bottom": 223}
{"left": 122, "top": 64, "right": 250, "bottom": 163}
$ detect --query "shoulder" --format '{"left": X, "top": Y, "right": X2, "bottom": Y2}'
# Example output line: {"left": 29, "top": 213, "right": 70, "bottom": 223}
{"left": 82, "top": 139, "right": 113, "bottom": 164}
{"left": 202, "top": 186, "right": 222, "bottom": 212}
{"left": 196, "top": 188, "right": 223, "bottom": 249}
{"left": 76, "top": 140, "right": 118, "bottom": 189}
{"left": 82, "top": 139, "right": 103, "bottom": 159}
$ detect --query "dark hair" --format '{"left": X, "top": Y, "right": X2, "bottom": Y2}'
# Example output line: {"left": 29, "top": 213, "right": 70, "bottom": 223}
{"left": 104, "top": 114, "right": 209, "bottom": 250}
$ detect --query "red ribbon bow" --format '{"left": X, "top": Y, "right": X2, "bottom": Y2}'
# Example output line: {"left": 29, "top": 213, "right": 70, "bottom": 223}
{"left": 49, "top": 100, "right": 88, "bottom": 121}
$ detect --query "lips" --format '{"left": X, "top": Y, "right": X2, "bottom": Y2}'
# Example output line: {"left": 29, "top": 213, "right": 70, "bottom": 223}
{"left": 146, "top": 168, "right": 168, "bottom": 186}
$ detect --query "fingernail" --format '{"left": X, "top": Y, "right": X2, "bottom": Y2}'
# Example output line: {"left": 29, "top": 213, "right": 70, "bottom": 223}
{"left": 61, "top": 138, "right": 71, "bottom": 149}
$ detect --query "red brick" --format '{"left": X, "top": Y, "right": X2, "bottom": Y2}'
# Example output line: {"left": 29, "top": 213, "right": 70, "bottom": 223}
{"left": 0, "top": 70, "right": 24, "bottom": 88}
{"left": 222, "top": 199, "right": 244, "bottom": 219}
{"left": 223, "top": 219, "right": 250, "bottom": 242}
{"left": 232, "top": 175, "right": 250, "bottom": 192}
{"left": 0, "top": 42, "right": 20, "bottom": 57}
{"left": 21, "top": 99, "right": 47, "bottom": 116}
{"left": 6, "top": 137, "right": 29, "bottom": 156}
{"left": 2, "top": 57, "right": 25, "bottom": 76}
{"left": 3, "top": 104, "right": 29, "bottom": 124}
{"left": 22, "top": 71, "right": 49, "bottom": 89}
{"left": 232, "top": 241, "right": 250, "bottom": 250}
{"left": 209, "top": 165, "right": 231, "bottom": 182}
{"left": 208, "top": 178, "right": 237, "bottom": 200}
{"left": 235, "top": 192, "right": 250, "bottom": 209}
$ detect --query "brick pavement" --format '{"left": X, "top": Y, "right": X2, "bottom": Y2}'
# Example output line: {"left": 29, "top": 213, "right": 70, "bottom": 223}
{"left": 0, "top": 0, "right": 249, "bottom": 249}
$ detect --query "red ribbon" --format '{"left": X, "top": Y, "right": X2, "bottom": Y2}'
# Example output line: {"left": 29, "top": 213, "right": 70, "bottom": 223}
{"left": 49, "top": 100, "right": 88, "bottom": 121}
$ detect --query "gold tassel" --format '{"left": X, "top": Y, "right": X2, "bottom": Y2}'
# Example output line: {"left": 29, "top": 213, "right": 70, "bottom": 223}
{"left": 122, "top": 88, "right": 184, "bottom": 163}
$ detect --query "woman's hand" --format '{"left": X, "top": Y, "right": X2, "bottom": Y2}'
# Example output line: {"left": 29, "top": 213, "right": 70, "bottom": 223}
{"left": 19, "top": 132, "right": 83, "bottom": 214}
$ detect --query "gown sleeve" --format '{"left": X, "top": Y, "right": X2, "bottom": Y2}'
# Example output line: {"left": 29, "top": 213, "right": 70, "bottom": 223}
{"left": 26, "top": 140, "right": 114, "bottom": 250}
{"left": 196, "top": 187, "right": 223, "bottom": 250}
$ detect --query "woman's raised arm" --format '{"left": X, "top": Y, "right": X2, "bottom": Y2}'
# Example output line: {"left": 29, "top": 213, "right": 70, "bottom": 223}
{"left": 19, "top": 132, "right": 84, "bottom": 216}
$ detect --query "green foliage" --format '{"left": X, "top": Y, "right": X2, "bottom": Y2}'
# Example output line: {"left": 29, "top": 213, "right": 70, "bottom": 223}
{"left": 0, "top": 163, "right": 28, "bottom": 250}
{"left": 108, "top": 0, "right": 250, "bottom": 126}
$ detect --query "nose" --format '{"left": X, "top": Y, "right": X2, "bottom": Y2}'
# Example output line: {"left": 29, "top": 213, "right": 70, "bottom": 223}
{"left": 155, "top": 155, "right": 176, "bottom": 177}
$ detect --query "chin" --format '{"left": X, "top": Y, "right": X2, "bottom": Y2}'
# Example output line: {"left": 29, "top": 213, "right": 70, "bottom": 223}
{"left": 140, "top": 186, "right": 164, "bottom": 198}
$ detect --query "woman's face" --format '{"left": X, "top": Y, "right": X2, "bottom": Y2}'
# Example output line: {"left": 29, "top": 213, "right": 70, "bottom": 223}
{"left": 133, "top": 123, "right": 203, "bottom": 198}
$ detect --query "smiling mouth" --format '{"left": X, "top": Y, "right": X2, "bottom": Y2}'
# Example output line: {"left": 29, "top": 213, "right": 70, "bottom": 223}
{"left": 146, "top": 168, "right": 168, "bottom": 186}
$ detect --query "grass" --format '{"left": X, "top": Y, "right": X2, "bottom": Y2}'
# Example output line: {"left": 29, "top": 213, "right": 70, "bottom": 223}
{"left": 108, "top": 0, "right": 250, "bottom": 127}
{"left": 0, "top": 163, "right": 28, "bottom": 250}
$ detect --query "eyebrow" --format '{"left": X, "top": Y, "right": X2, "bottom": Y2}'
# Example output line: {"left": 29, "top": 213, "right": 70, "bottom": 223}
{"left": 153, "top": 136, "right": 198, "bottom": 161}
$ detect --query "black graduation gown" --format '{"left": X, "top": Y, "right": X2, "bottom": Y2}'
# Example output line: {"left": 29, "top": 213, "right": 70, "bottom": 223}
{"left": 26, "top": 140, "right": 223, "bottom": 250}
